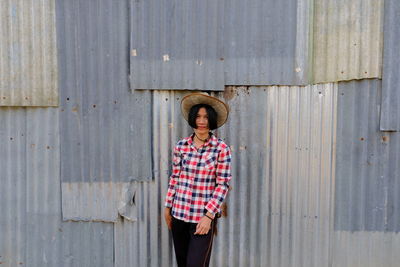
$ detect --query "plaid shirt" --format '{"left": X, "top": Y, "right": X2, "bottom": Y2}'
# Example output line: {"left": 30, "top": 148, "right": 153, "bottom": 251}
{"left": 164, "top": 132, "right": 232, "bottom": 223}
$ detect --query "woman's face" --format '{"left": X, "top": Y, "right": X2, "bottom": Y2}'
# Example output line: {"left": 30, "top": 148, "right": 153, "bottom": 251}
{"left": 194, "top": 107, "right": 210, "bottom": 135}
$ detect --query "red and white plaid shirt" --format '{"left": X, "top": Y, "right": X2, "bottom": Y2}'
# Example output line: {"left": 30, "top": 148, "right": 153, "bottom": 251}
{"left": 164, "top": 132, "right": 232, "bottom": 223}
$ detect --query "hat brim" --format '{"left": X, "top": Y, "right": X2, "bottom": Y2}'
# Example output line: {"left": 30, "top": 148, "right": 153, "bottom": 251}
{"left": 181, "top": 93, "right": 229, "bottom": 128}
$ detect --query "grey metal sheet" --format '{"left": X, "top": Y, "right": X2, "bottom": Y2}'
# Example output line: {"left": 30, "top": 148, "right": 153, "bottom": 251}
{"left": 115, "top": 90, "right": 192, "bottom": 267}
{"left": 114, "top": 85, "right": 337, "bottom": 267}
{"left": 61, "top": 181, "right": 139, "bottom": 222}
{"left": 0, "top": 107, "right": 114, "bottom": 267}
{"left": 335, "top": 79, "right": 400, "bottom": 232}
{"left": 0, "top": 0, "right": 58, "bottom": 106}
{"left": 0, "top": 108, "right": 27, "bottom": 266}
{"left": 332, "top": 231, "right": 400, "bottom": 267}
{"left": 25, "top": 107, "right": 61, "bottom": 265}
{"left": 56, "top": 0, "right": 152, "bottom": 183}
{"left": 380, "top": 0, "right": 400, "bottom": 131}
{"left": 130, "top": 0, "right": 224, "bottom": 90}
{"left": 224, "top": 0, "right": 311, "bottom": 86}
{"left": 313, "top": 0, "right": 384, "bottom": 83}
{"left": 24, "top": 108, "right": 114, "bottom": 267}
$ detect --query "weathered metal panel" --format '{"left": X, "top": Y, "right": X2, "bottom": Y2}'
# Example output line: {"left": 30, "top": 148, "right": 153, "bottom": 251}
{"left": 25, "top": 108, "right": 114, "bottom": 266}
{"left": 61, "top": 181, "right": 138, "bottom": 222}
{"left": 115, "top": 90, "right": 191, "bottom": 267}
{"left": 56, "top": 0, "right": 152, "bottom": 185}
{"left": 224, "top": 0, "right": 311, "bottom": 85}
{"left": 114, "top": 84, "right": 337, "bottom": 267}
{"left": 0, "top": 108, "right": 114, "bottom": 267}
{"left": 0, "top": 108, "right": 27, "bottom": 266}
{"left": 25, "top": 107, "right": 61, "bottom": 265}
{"left": 335, "top": 79, "right": 400, "bottom": 233}
{"left": 380, "top": 0, "right": 400, "bottom": 131}
{"left": 313, "top": 0, "right": 384, "bottom": 83}
{"left": 332, "top": 232, "right": 400, "bottom": 267}
{"left": 130, "top": 0, "right": 224, "bottom": 90}
{"left": 0, "top": 0, "right": 58, "bottom": 106}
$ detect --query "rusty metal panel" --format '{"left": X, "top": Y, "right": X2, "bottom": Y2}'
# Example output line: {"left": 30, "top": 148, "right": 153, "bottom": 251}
{"left": 56, "top": 0, "right": 152, "bottom": 183}
{"left": 0, "top": 0, "right": 58, "bottom": 106}
{"left": 130, "top": 0, "right": 224, "bottom": 90}
{"left": 313, "top": 0, "right": 384, "bottom": 83}
{"left": 224, "top": 0, "right": 311, "bottom": 85}
{"left": 114, "top": 84, "right": 337, "bottom": 267}
{"left": 380, "top": 0, "right": 400, "bottom": 131}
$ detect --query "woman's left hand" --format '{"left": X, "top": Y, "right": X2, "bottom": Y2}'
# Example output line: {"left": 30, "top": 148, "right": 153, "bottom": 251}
{"left": 194, "top": 216, "right": 212, "bottom": 235}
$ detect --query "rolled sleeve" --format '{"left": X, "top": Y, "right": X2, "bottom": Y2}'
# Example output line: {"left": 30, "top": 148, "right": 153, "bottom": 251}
{"left": 164, "top": 145, "right": 182, "bottom": 207}
{"left": 205, "top": 145, "right": 232, "bottom": 215}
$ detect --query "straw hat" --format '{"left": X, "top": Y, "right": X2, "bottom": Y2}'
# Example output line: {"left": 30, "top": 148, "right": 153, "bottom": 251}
{"left": 181, "top": 92, "right": 229, "bottom": 128}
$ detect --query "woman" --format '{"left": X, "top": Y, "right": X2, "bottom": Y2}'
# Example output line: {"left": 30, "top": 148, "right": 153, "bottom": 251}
{"left": 164, "top": 92, "right": 232, "bottom": 267}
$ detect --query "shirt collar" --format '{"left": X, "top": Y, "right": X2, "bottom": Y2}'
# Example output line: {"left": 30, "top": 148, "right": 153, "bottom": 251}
{"left": 186, "top": 132, "right": 218, "bottom": 148}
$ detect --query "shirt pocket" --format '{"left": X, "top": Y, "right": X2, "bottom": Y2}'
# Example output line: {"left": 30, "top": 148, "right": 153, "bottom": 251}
{"left": 200, "top": 153, "right": 217, "bottom": 170}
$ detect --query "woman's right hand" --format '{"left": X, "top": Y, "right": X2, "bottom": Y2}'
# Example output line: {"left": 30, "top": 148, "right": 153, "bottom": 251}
{"left": 164, "top": 207, "right": 172, "bottom": 230}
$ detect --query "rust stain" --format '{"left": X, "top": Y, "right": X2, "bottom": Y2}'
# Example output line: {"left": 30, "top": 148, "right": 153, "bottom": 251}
{"left": 382, "top": 135, "right": 389, "bottom": 142}
{"left": 223, "top": 86, "right": 237, "bottom": 101}
{"left": 221, "top": 202, "right": 228, "bottom": 217}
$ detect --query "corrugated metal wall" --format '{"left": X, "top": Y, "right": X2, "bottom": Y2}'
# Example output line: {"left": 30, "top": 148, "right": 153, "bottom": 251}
{"left": 131, "top": 0, "right": 311, "bottom": 88}
{"left": 335, "top": 80, "right": 396, "bottom": 232}
{"left": 113, "top": 85, "right": 337, "bottom": 267}
{"left": 223, "top": 0, "right": 311, "bottom": 85}
{"left": 1, "top": 0, "right": 400, "bottom": 266}
{"left": 333, "top": 79, "right": 400, "bottom": 266}
{"left": 130, "top": 0, "right": 225, "bottom": 90}
{"left": 0, "top": 0, "right": 58, "bottom": 106}
{"left": 56, "top": 0, "right": 152, "bottom": 222}
{"left": 312, "top": 0, "right": 384, "bottom": 83}
{"left": 380, "top": 0, "right": 400, "bottom": 131}
{"left": 0, "top": 107, "right": 114, "bottom": 266}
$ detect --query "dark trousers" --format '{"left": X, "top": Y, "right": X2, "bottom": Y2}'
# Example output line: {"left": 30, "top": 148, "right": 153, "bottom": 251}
{"left": 171, "top": 216, "right": 216, "bottom": 267}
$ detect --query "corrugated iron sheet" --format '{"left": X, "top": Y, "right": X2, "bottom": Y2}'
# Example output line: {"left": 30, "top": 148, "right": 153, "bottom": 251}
{"left": 0, "top": 0, "right": 58, "bottom": 106}
{"left": 380, "top": 0, "right": 400, "bottom": 131}
{"left": 114, "top": 84, "right": 338, "bottom": 267}
{"left": 56, "top": 0, "right": 152, "bottom": 184}
{"left": 0, "top": 108, "right": 27, "bottom": 266}
{"left": 61, "top": 181, "right": 138, "bottom": 222}
{"left": 335, "top": 79, "right": 400, "bottom": 232}
{"left": 130, "top": 0, "right": 311, "bottom": 89}
{"left": 130, "top": 0, "right": 225, "bottom": 90}
{"left": 0, "top": 107, "right": 114, "bottom": 267}
{"left": 224, "top": 0, "right": 311, "bottom": 86}
{"left": 313, "top": 0, "right": 384, "bottom": 83}
{"left": 332, "top": 231, "right": 400, "bottom": 267}
{"left": 333, "top": 79, "right": 400, "bottom": 266}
